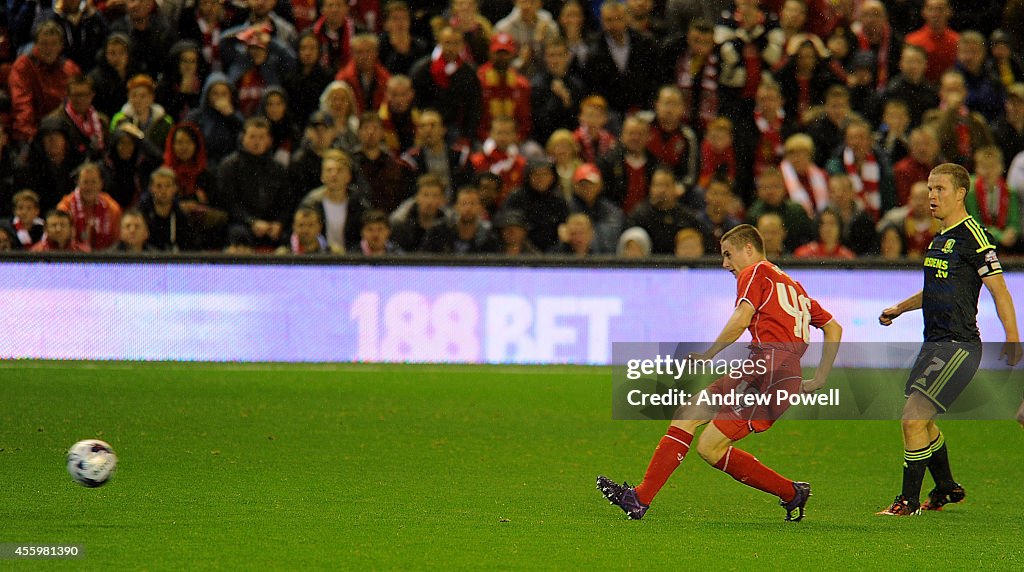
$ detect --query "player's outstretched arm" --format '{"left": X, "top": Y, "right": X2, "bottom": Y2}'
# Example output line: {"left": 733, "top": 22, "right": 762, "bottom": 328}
{"left": 982, "top": 273, "right": 1022, "bottom": 366}
{"left": 691, "top": 301, "right": 755, "bottom": 361}
{"left": 879, "top": 290, "right": 923, "bottom": 326}
{"left": 802, "top": 319, "right": 843, "bottom": 393}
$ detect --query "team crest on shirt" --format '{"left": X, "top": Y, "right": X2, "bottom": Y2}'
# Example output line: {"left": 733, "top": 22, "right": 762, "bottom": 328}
{"left": 941, "top": 239, "right": 955, "bottom": 254}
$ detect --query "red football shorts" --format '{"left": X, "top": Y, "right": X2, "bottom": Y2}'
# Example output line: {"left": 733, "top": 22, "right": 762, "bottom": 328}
{"left": 704, "top": 349, "right": 804, "bottom": 441}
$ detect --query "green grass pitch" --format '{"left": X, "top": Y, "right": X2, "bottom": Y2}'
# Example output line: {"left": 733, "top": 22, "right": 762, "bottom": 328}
{"left": 2, "top": 362, "right": 1022, "bottom": 569}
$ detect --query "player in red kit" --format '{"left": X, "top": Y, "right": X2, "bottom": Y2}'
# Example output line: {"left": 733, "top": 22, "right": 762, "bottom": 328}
{"left": 598, "top": 224, "right": 843, "bottom": 521}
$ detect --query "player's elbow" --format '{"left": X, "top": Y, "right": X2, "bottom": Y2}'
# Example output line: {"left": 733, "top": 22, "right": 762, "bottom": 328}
{"left": 822, "top": 320, "right": 843, "bottom": 342}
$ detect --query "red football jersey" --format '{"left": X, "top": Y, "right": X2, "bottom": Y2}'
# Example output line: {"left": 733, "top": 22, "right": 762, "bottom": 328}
{"left": 735, "top": 260, "right": 833, "bottom": 353}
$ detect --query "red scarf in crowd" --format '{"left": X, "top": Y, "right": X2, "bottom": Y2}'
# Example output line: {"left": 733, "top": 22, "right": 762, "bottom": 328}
{"left": 753, "top": 108, "right": 785, "bottom": 173}
{"left": 163, "top": 123, "right": 209, "bottom": 202}
{"left": 974, "top": 176, "right": 1011, "bottom": 228}
{"left": 857, "top": 24, "right": 891, "bottom": 88}
{"left": 13, "top": 216, "right": 43, "bottom": 247}
{"left": 844, "top": 147, "right": 881, "bottom": 220}
{"left": 65, "top": 100, "right": 105, "bottom": 152}
{"left": 429, "top": 46, "right": 464, "bottom": 89}
{"left": 953, "top": 106, "right": 973, "bottom": 161}
{"left": 699, "top": 139, "right": 736, "bottom": 187}
{"left": 66, "top": 188, "right": 117, "bottom": 248}
{"left": 676, "top": 49, "right": 719, "bottom": 131}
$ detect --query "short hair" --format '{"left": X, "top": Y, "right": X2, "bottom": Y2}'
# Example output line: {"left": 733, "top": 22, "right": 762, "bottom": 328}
{"left": 545, "top": 129, "right": 579, "bottom": 155}
{"left": 386, "top": 74, "right": 412, "bottom": 90}
{"left": 149, "top": 166, "right": 178, "bottom": 186}
{"left": 322, "top": 149, "right": 351, "bottom": 170}
{"left": 358, "top": 111, "right": 382, "bottom": 128}
{"left": 243, "top": 115, "right": 272, "bottom": 133}
{"left": 76, "top": 161, "right": 104, "bottom": 180}
{"left": 824, "top": 84, "right": 850, "bottom": 102}
{"left": 784, "top": 133, "right": 815, "bottom": 155}
{"left": 45, "top": 208, "right": 73, "bottom": 223}
{"left": 566, "top": 212, "right": 593, "bottom": 228}
{"left": 545, "top": 36, "right": 569, "bottom": 52}
{"left": 455, "top": 186, "right": 480, "bottom": 201}
{"left": 383, "top": 0, "right": 410, "bottom": 19}
{"left": 67, "top": 74, "right": 95, "bottom": 92}
{"left": 707, "top": 116, "right": 733, "bottom": 133}
{"left": 361, "top": 209, "right": 390, "bottom": 228}
{"left": 688, "top": 18, "right": 713, "bottom": 34}
{"left": 930, "top": 163, "right": 971, "bottom": 194}
{"left": 127, "top": 74, "right": 156, "bottom": 94}
{"left": 902, "top": 43, "right": 927, "bottom": 59}
{"left": 721, "top": 223, "right": 765, "bottom": 253}
{"left": 121, "top": 208, "right": 147, "bottom": 224}
{"left": 34, "top": 20, "right": 64, "bottom": 42}
{"left": 959, "top": 30, "right": 986, "bottom": 47}
{"left": 580, "top": 95, "right": 608, "bottom": 113}
{"left": 973, "top": 144, "right": 1004, "bottom": 166}
{"left": 416, "top": 173, "right": 445, "bottom": 193}
{"left": 657, "top": 85, "right": 684, "bottom": 101}
{"left": 757, "top": 166, "right": 784, "bottom": 185}
{"left": 294, "top": 205, "right": 322, "bottom": 222}
{"left": 490, "top": 115, "right": 516, "bottom": 130}
{"left": 706, "top": 173, "right": 733, "bottom": 192}
{"left": 13, "top": 189, "right": 40, "bottom": 208}
{"left": 351, "top": 33, "right": 379, "bottom": 50}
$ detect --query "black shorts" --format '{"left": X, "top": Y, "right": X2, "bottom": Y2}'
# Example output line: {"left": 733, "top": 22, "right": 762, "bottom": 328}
{"left": 905, "top": 342, "right": 983, "bottom": 412}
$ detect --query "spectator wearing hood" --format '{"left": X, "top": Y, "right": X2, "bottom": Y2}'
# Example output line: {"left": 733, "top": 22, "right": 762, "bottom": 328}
{"left": 186, "top": 72, "right": 245, "bottom": 167}
{"left": 258, "top": 86, "right": 301, "bottom": 166}
{"left": 501, "top": 157, "right": 569, "bottom": 252}
{"left": 102, "top": 123, "right": 162, "bottom": 208}
{"left": 162, "top": 120, "right": 227, "bottom": 248}
{"left": 226, "top": 25, "right": 297, "bottom": 117}
{"left": 16, "top": 116, "right": 83, "bottom": 213}
{"left": 156, "top": 40, "right": 209, "bottom": 121}
{"left": 89, "top": 32, "right": 136, "bottom": 118}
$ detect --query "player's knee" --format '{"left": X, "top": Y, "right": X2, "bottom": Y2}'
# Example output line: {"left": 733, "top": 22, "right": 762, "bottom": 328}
{"left": 901, "top": 417, "right": 929, "bottom": 435}
{"left": 696, "top": 435, "right": 726, "bottom": 465}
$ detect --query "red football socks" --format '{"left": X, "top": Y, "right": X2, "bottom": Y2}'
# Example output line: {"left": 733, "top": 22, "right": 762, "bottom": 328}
{"left": 634, "top": 426, "right": 693, "bottom": 505}
{"left": 713, "top": 446, "right": 795, "bottom": 502}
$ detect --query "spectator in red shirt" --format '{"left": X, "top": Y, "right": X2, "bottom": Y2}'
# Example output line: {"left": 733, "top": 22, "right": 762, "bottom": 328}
{"left": 893, "top": 126, "right": 943, "bottom": 206}
{"left": 794, "top": 208, "right": 857, "bottom": 259}
{"left": 647, "top": 85, "right": 698, "bottom": 188}
{"left": 56, "top": 162, "right": 123, "bottom": 251}
{"left": 905, "top": 0, "right": 960, "bottom": 83}
{"left": 336, "top": 33, "right": 392, "bottom": 114}
{"left": 477, "top": 32, "right": 532, "bottom": 143}
{"left": 9, "top": 21, "right": 82, "bottom": 144}
{"left": 30, "top": 209, "right": 91, "bottom": 252}
{"left": 470, "top": 116, "right": 527, "bottom": 206}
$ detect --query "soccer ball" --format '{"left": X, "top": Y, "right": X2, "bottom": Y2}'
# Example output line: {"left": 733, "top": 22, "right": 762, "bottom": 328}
{"left": 67, "top": 439, "right": 117, "bottom": 487}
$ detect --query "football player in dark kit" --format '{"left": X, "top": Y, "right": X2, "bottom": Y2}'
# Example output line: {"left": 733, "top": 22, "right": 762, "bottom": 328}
{"left": 878, "top": 163, "right": 1022, "bottom": 516}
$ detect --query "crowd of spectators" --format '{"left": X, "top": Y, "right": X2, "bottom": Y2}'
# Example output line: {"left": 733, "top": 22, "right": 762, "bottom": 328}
{"left": 0, "top": 0, "right": 1022, "bottom": 259}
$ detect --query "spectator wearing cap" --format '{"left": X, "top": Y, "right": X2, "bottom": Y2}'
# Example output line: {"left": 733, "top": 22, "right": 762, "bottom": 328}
{"left": 905, "top": 0, "right": 959, "bottom": 84}
{"left": 502, "top": 157, "right": 569, "bottom": 252}
{"left": 336, "top": 34, "right": 392, "bottom": 115}
{"left": 988, "top": 29, "right": 1024, "bottom": 88}
{"left": 880, "top": 44, "right": 940, "bottom": 129}
{"left": 89, "top": 33, "right": 136, "bottom": 119}
{"left": 410, "top": 26, "right": 482, "bottom": 146}
{"left": 227, "top": 25, "right": 297, "bottom": 117}
{"left": 110, "top": 0, "right": 173, "bottom": 78}
{"left": 626, "top": 166, "right": 703, "bottom": 255}
{"left": 111, "top": 74, "right": 174, "bottom": 150}
{"left": 8, "top": 20, "right": 82, "bottom": 144}
{"left": 567, "top": 162, "right": 623, "bottom": 255}
{"left": 494, "top": 209, "right": 541, "bottom": 255}
{"left": 477, "top": 32, "right": 533, "bottom": 142}
{"left": 221, "top": 0, "right": 298, "bottom": 71}
{"left": 494, "top": 0, "right": 561, "bottom": 79}
{"left": 992, "top": 83, "right": 1024, "bottom": 161}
